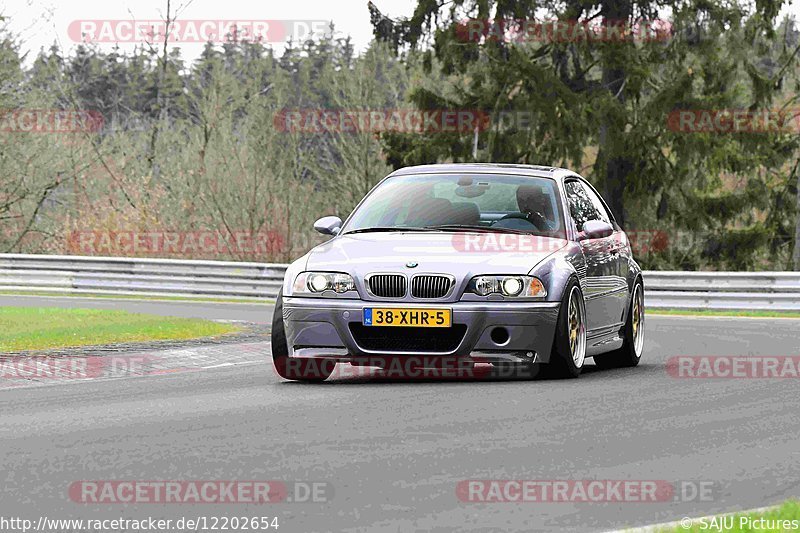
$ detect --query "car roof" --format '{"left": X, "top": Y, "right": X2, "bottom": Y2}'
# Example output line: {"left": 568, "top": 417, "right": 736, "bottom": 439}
{"left": 389, "top": 163, "right": 572, "bottom": 179}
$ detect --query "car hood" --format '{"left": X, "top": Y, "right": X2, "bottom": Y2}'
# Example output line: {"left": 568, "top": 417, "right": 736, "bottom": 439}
{"left": 306, "top": 232, "right": 568, "bottom": 279}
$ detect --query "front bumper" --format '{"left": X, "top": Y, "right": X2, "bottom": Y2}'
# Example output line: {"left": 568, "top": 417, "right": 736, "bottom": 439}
{"left": 282, "top": 297, "right": 560, "bottom": 364}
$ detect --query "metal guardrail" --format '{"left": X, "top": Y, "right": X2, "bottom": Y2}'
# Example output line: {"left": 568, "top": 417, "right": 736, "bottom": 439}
{"left": 1, "top": 254, "right": 799, "bottom": 310}
{"left": 643, "top": 271, "right": 800, "bottom": 310}
{"left": 0, "top": 254, "right": 286, "bottom": 300}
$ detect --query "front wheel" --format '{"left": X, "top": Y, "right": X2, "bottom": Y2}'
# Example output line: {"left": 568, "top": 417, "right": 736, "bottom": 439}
{"left": 271, "top": 290, "right": 334, "bottom": 382}
{"left": 543, "top": 278, "right": 587, "bottom": 379}
{"left": 594, "top": 279, "right": 644, "bottom": 369}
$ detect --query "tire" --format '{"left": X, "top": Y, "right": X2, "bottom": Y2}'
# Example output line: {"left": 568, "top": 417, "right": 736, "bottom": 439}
{"left": 542, "top": 278, "right": 587, "bottom": 379}
{"left": 271, "top": 290, "right": 335, "bottom": 382}
{"left": 593, "top": 278, "right": 645, "bottom": 369}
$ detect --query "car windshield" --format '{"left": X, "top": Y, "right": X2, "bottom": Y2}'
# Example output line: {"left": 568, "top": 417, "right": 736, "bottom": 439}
{"left": 342, "top": 173, "right": 566, "bottom": 239}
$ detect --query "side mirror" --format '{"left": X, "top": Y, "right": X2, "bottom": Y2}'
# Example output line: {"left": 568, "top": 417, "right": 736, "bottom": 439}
{"left": 579, "top": 220, "right": 614, "bottom": 240}
{"left": 313, "top": 216, "right": 342, "bottom": 236}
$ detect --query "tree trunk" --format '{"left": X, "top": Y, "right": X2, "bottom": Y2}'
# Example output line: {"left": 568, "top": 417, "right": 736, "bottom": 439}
{"left": 597, "top": 0, "right": 632, "bottom": 228}
{"left": 147, "top": 0, "right": 173, "bottom": 179}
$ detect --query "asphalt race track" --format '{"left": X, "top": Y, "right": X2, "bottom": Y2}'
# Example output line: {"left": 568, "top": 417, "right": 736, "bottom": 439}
{"left": 1, "top": 295, "right": 799, "bottom": 532}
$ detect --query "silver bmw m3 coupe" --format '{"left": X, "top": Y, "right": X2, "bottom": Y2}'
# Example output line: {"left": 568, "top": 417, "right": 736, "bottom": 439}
{"left": 272, "top": 163, "right": 645, "bottom": 381}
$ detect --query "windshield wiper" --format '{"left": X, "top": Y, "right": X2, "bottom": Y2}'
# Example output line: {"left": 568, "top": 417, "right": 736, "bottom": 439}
{"left": 425, "top": 224, "right": 535, "bottom": 235}
{"left": 342, "top": 226, "right": 444, "bottom": 235}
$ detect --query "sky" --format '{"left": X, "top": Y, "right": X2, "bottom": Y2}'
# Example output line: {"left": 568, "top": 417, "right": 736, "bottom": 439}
{"left": 2, "top": 0, "right": 800, "bottom": 64}
{"left": 1, "top": 0, "right": 418, "bottom": 63}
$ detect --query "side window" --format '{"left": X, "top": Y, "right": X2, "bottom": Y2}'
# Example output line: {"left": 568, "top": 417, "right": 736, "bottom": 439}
{"left": 583, "top": 183, "right": 614, "bottom": 226}
{"left": 564, "top": 180, "right": 610, "bottom": 231}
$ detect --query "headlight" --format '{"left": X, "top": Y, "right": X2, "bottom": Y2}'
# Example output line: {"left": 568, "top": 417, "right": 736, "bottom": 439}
{"left": 293, "top": 272, "right": 356, "bottom": 294}
{"left": 467, "top": 275, "right": 546, "bottom": 298}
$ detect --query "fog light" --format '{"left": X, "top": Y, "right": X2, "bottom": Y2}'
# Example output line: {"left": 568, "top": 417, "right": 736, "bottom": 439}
{"left": 490, "top": 327, "right": 510, "bottom": 345}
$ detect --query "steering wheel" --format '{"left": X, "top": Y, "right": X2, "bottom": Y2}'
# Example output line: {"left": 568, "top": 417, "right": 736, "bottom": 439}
{"left": 497, "top": 211, "right": 549, "bottom": 231}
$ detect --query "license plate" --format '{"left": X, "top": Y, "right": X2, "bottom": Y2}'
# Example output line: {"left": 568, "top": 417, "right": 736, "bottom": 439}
{"left": 363, "top": 308, "right": 451, "bottom": 328}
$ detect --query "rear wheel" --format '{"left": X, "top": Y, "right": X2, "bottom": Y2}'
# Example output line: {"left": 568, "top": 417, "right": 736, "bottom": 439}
{"left": 543, "top": 279, "right": 586, "bottom": 379}
{"left": 593, "top": 279, "right": 644, "bottom": 369}
{"left": 271, "top": 290, "right": 335, "bottom": 382}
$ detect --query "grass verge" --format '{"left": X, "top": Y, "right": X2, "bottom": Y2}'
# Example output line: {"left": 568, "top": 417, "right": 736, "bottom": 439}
{"left": 0, "top": 307, "right": 241, "bottom": 352}
{"left": 658, "top": 499, "right": 800, "bottom": 532}
{"left": 648, "top": 308, "right": 800, "bottom": 319}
